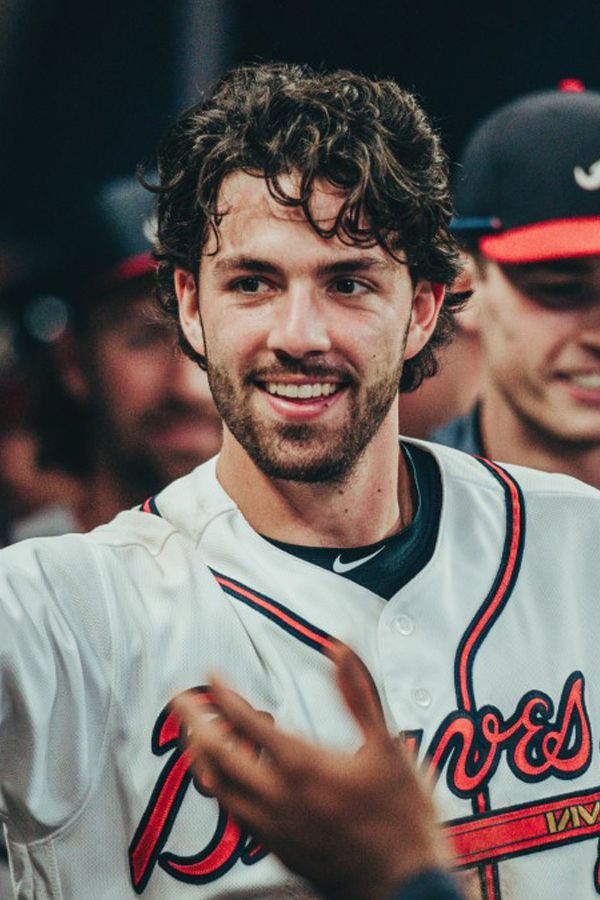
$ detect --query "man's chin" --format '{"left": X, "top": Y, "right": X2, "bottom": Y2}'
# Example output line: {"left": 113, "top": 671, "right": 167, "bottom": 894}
{"left": 245, "top": 446, "right": 357, "bottom": 484}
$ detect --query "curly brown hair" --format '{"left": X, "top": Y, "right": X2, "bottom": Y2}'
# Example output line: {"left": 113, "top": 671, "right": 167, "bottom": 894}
{"left": 146, "top": 62, "right": 463, "bottom": 391}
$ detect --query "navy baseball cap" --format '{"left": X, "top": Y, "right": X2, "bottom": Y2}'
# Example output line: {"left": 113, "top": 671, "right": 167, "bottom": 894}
{"left": 78, "top": 175, "right": 157, "bottom": 300}
{"left": 452, "top": 81, "right": 600, "bottom": 263}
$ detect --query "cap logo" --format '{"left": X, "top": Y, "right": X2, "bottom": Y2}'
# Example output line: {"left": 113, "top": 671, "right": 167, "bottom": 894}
{"left": 574, "top": 160, "right": 600, "bottom": 191}
{"left": 143, "top": 214, "right": 158, "bottom": 243}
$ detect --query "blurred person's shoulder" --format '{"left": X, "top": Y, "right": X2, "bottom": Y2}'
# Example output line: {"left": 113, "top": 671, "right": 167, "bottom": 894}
{"left": 428, "top": 405, "right": 483, "bottom": 456}
{"left": 8, "top": 502, "right": 80, "bottom": 543}
{"left": 91, "top": 454, "right": 233, "bottom": 553}
{"left": 408, "top": 435, "right": 600, "bottom": 511}
{"left": 0, "top": 458, "right": 230, "bottom": 668}
{"left": 0, "top": 456, "right": 227, "bottom": 575}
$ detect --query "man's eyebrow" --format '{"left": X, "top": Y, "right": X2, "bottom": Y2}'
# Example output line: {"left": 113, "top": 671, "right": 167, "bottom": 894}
{"left": 315, "top": 256, "right": 395, "bottom": 277}
{"left": 211, "top": 255, "right": 395, "bottom": 276}
{"left": 212, "top": 256, "right": 282, "bottom": 275}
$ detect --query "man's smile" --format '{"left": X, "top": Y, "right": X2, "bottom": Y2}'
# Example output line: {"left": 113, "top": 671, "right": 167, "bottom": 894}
{"left": 255, "top": 379, "right": 349, "bottom": 421}
{"left": 262, "top": 381, "right": 343, "bottom": 399}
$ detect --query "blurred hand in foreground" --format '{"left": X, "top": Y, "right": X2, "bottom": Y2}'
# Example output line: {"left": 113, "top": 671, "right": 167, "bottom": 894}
{"left": 174, "top": 642, "right": 452, "bottom": 900}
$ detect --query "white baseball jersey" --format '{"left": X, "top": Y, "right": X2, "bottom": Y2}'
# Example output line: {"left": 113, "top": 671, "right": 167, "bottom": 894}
{"left": 2, "top": 440, "right": 600, "bottom": 899}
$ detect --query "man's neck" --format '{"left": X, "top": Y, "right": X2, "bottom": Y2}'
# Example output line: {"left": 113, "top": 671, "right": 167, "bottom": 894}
{"left": 216, "top": 420, "right": 414, "bottom": 548}
{"left": 480, "top": 391, "right": 600, "bottom": 490}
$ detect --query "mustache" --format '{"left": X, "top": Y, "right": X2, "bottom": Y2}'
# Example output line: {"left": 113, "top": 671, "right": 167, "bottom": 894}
{"left": 247, "top": 362, "right": 355, "bottom": 383}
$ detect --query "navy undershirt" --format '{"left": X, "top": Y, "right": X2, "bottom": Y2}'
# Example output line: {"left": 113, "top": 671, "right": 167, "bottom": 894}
{"left": 263, "top": 442, "right": 442, "bottom": 600}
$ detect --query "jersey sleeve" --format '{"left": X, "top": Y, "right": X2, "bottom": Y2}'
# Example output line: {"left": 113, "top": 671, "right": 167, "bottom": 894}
{"left": 0, "top": 535, "right": 114, "bottom": 841}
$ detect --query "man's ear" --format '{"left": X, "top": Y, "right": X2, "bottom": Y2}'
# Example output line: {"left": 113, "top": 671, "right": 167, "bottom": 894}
{"left": 404, "top": 281, "right": 445, "bottom": 360}
{"left": 174, "top": 268, "right": 206, "bottom": 357}
{"left": 51, "top": 332, "right": 90, "bottom": 402}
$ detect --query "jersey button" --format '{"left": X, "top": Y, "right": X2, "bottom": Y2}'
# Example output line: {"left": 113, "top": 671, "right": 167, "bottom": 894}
{"left": 393, "top": 614, "right": 415, "bottom": 636}
{"left": 413, "top": 688, "right": 431, "bottom": 708}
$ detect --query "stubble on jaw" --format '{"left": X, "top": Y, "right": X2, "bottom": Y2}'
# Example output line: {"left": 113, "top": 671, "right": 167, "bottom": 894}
{"left": 205, "top": 354, "right": 405, "bottom": 485}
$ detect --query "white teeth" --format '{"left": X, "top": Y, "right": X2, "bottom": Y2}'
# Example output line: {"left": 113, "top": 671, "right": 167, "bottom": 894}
{"left": 265, "top": 382, "right": 340, "bottom": 398}
{"left": 570, "top": 374, "right": 600, "bottom": 389}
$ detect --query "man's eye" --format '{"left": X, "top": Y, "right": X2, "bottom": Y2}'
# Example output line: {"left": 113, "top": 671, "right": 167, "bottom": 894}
{"left": 333, "top": 279, "right": 367, "bottom": 295}
{"left": 528, "top": 283, "right": 591, "bottom": 310}
{"left": 535, "top": 283, "right": 582, "bottom": 295}
{"left": 234, "top": 277, "right": 265, "bottom": 294}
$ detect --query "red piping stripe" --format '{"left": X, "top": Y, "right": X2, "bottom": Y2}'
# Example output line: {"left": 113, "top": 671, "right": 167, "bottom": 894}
{"left": 484, "top": 864, "right": 497, "bottom": 898}
{"left": 457, "top": 459, "right": 524, "bottom": 900}
{"left": 458, "top": 461, "right": 523, "bottom": 713}
{"left": 214, "top": 575, "right": 334, "bottom": 652}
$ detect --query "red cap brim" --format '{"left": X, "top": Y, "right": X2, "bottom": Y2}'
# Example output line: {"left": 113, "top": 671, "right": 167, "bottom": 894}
{"left": 480, "top": 217, "right": 600, "bottom": 263}
{"left": 85, "top": 251, "right": 156, "bottom": 297}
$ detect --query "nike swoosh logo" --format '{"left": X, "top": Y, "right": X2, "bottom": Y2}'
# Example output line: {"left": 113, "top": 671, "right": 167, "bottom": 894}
{"left": 574, "top": 159, "right": 600, "bottom": 191}
{"left": 332, "top": 546, "right": 386, "bottom": 574}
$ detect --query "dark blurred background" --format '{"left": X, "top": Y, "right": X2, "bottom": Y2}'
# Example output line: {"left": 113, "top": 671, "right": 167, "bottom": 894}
{"left": 1, "top": 0, "right": 599, "bottom": 285}
{"left": 0, "top": 0, "right": 598, "bottom": 435}
{"left": 0, "top": 0, "right": 598, "bottom": 542}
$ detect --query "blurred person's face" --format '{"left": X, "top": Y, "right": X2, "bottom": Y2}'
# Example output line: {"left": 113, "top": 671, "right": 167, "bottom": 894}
{"left": 475, "top": 256, "right": 600, "bottom": 445}
{"left": 79, "top": 278, "right": 222, "bottom": 486}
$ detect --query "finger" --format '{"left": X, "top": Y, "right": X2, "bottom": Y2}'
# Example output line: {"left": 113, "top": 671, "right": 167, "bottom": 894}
{"left": 174, "top": 691, "right": 282, "bottom": 804}
{"left": 184, "top": 739, "right": 278, "bottom": 843}
{"left": 171, "top": 690, "right": 229, "bottom": 744}
{"left": 327, "top": 642, "right": 387, "bottom": 741}
{"left": 201, "top": 771, "right": 276, "bottom": 844}
{"left": 208, "top": 676, "right": 313, "bottom": 764}
{"left": 173, "top": 682, "right": 273, "bottom": 751}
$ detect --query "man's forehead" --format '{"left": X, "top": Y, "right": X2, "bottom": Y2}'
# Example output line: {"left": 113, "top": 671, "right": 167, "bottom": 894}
{"left": 217, "top": 170, "right": 346, "bottom": 223}
{"left": 204, "top": 170, "right": 403, "bottom": 267}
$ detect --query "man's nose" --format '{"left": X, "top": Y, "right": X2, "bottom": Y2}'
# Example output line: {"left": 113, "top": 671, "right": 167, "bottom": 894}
{"left": 266, "top": 287, "right": 332, "bottom": 358}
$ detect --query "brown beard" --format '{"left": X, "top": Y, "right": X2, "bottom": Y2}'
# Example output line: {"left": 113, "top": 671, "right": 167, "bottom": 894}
{"left": 205, "top": 355, "right": 404, "bottom": 484}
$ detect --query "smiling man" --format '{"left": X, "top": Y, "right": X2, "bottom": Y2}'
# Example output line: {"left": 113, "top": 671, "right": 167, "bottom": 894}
{"left": 3, "top": 63, "right": 600, "bottom": 900}
{"left": 173, "top": 170, "right": 443, "bottom": 551}
{"left": 432, "top": 84, "right": 600, "bottom": 487}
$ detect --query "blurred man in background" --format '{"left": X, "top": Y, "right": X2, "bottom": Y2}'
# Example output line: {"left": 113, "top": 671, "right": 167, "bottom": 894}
{"left": 432, "top": 83, "right": 600, "bottom": 488}
{"left": 397, "top": 271, "right": 481, "bottom": 438}
{"left": 6, "top": 176, "right": 222, "bottom": 539}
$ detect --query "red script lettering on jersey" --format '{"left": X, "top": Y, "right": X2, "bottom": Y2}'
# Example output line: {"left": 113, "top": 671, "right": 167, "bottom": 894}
{"left": 426, "top": 672, "right": 591, "bottom": 797}
{"left": 128, "top": 687, "right": 266, "bottom": 893}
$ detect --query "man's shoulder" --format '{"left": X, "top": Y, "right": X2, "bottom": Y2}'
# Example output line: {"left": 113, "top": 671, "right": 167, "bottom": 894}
{"left": 0, "top": 504, "right": 175, "bottom": 578}
{"left": 0, "top": 529, "right": 90, "bottom": 570}
{"left": 428, "top": 409, "right": 600, "bottom": 504}
{"left": 90, "top": 454, "right": 235, "bottom": 553}
{"left": 0, "top": 457, "right": 229, "bottom": 575}
{"left": 0, "top": 460, "right": 231, "bottom": 625}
